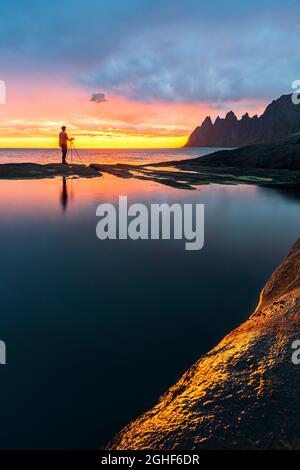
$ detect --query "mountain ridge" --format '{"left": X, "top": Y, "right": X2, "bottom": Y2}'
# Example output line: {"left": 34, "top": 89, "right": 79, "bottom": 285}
{"left": 185, "top": 94, "right": 300, "bottom": 147}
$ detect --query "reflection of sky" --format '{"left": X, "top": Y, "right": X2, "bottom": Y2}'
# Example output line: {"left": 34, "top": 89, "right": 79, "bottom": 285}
{"left": 0, "top": 0, "right": 299, "bottom": 147}
{"left": 0, "top": 175, "right": 300, "bottom": 447}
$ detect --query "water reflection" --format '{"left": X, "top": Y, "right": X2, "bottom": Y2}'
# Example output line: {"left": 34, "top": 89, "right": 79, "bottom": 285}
{"left": 274, "top": 185, "right": 300, "bottom": 202}
{"left": 0, "top": 175, "right": 300, "bottom": 449}
{"left": 60, "top": 177, "right": 69, "bottom": 212}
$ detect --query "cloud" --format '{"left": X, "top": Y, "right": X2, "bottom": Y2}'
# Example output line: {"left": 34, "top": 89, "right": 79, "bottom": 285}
{"left": 0, "top": 0, "right": 299, "bottom": 105}
{"left": 90, "top": 93, "right": 107, "bottom": 103}
{"left": 82, "top": 20, "right": 300, "bottom": 104}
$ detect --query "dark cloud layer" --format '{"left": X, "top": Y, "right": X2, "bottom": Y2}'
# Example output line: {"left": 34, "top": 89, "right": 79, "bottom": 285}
{"left": 90, "top": 93, "right": 107, "bottom": 103}
{"left": 1, "top": 0, "right": 299, "bottom": 104}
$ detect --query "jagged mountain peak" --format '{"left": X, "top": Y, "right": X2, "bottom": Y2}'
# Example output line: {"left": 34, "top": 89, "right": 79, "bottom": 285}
{"left": 242, "top": 112, "right": 250, "bottom": 120}
{"left": 185, "top": 93, "right": 299, "bottom": 147}
{"left": 202, "top": 116, "right": 213, "bottom": 127}
{"left": 225, "top": 110, "right": 237, "bottom": 120}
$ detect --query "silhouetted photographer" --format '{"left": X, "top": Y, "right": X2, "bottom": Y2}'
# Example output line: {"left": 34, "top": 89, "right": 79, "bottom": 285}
{"left": 59, "top": 126, "right": 74, "bottom": 164}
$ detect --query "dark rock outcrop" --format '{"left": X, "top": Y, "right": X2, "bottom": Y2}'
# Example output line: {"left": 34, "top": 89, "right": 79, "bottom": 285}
{"left": 186, "top": 94, "right": 300, "bottom": 147}
{"left": 106, "top": 239, "right": 300, "bottom": 450}
{"left": 183, "top": 133, "right": 300, "bottom": 170}
{"left": 0, "top": 163, "right": 101, "bottom": 179}
{"left": 90, "top": 158, "right": 300, "bottom": 190}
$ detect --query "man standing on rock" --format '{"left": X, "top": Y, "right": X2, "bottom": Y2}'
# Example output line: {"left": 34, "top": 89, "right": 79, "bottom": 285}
{"left": 59, "top": 126, "right": 73, "bottom": 164}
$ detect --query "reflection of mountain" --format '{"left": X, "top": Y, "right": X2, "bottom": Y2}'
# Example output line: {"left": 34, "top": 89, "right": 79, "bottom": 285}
{"left": 107, "top": 238, "right": 300, "bottom": 450}
{"left": 186, "top": 94, "right": 300, "bottom": 147}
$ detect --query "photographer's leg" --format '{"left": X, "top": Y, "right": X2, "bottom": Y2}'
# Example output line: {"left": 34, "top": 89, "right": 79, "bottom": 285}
{"left": 62, "top": 145, "right": 67, "bottom": 164}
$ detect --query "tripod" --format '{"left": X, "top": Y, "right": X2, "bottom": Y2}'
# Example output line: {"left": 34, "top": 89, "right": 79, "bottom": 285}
{"left": 67, "top": 140, "right": 84, "bottom": 165}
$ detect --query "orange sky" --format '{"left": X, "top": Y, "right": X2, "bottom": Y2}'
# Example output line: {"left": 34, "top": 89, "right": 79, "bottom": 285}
{"left": 0, "top": 79, "right": 267, "bottom": 148}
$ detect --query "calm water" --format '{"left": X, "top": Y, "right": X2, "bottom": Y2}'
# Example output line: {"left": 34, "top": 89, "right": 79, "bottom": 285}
{"left": 0, "top": 149, "right": 300, "bottom": 449}
{"left": 0, "top": 147, "right": 220, "bottom": 165}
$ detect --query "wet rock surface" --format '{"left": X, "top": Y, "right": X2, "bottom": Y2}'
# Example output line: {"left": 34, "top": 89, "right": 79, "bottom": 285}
{"left": 90, "top": 160, "right": 300, "bottom": 191}
{"left": 107, "top": 239, "right": 300, "bottom": 450}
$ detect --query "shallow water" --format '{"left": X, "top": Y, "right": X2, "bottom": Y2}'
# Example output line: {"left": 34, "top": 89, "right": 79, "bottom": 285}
{"left": 0, "top": 171, "right": 300, "bottom": 449}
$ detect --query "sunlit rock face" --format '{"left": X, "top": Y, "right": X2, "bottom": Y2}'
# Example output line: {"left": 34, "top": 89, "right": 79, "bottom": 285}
{"left": 107, "top": 239, "right": 300, "bottom": 450}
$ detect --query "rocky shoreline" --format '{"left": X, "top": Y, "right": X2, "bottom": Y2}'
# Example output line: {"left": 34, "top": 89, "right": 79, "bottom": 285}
{"left": 1, "top": 135, "right": 300, "bottom": 191}
{"left": 1, "top": 161, "right": 300, "bottom": 192}
{"left": 106, "top": 238, "right": 300, "bottom": 450}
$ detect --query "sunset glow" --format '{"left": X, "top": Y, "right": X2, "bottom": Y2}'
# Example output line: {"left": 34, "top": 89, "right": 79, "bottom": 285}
{"left": 0, "top": 0, "right": 297, "bottom": 149}
{"left": 0, "top": 78, "right": 268, "bottom": 149}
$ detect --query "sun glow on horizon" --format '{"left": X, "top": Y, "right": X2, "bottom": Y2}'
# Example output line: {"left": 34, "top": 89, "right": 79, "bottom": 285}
{"left": 0, "top": 135, "right": 188, "bottom": 149}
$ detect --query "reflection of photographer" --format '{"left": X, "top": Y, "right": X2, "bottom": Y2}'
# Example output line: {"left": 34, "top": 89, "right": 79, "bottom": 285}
{"left": 58, "top": 126, "right": 74, "bottom": 164}
{"left": 60, "top": 177, "right": 69, "bottom": 212}
{"left": 292, "top": 340, "right": 300, "bottom": 364}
